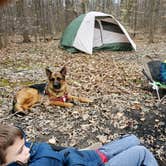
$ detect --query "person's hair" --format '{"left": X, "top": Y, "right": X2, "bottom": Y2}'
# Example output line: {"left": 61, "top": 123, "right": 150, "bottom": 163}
{"left": 0, "top": 125, "right": 23, "bottom": 164}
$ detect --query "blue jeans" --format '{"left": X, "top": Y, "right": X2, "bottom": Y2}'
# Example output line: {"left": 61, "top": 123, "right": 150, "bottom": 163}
{"left": 98, "top": 134, "right": 158, "bottom": 166}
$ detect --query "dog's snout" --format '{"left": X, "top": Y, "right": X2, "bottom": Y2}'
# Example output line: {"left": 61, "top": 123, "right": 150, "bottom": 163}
{"left": 53, "top": 82, "right": 61, "bottom": 89}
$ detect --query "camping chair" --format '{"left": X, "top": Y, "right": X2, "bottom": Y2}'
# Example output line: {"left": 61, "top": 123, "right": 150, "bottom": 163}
{"left": 142, "top": 56, "right": 166, "bottom": 105}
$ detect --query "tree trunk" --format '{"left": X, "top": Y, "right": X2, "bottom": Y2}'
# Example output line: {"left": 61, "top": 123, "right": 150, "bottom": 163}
{"left": 133, "top": 0, "right": 138, "bottom": 37}
{"left": 81, "top": 0, "right": 88, "bottom": 13}
{"left": 0, "top": 34, "right": 3, "bottom": 49}
{"left": 16, "top": 0, "right": 31, "bottom": 43}
{"left": 23, "top": 30, "right": 31, "bottom": 43}
{"left": 148, "top": 0, "right": 155, "bottom": 43}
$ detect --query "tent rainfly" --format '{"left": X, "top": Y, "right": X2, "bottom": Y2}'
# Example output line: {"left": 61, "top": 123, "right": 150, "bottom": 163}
{"left": 60, "top": 11, "right": 136, "bottom": 54}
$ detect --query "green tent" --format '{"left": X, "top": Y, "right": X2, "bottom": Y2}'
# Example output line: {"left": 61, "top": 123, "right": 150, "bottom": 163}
{"left": 60, "top": 11, "right": 136, "bottom": 54}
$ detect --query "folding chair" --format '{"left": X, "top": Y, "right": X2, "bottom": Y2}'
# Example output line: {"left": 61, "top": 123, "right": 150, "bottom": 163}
{"left": 142, "top": 56, "right": 166, "bottom": 105}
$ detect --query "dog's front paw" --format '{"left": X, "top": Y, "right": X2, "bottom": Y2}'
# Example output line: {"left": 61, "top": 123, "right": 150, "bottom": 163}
{"left": 48, "top": 100, "right": 74, "bottom": 108}
{"left": 64, "top": 102, "right": 74, "bottom": 107}
{"left": 80, "top": 97, "right": 93, "bottom": 103}
{"left": 87, "top": 99, "right": 93, "bottom": 103}
{"left": 43, "top": 99, "right": 51, "bottom": 107}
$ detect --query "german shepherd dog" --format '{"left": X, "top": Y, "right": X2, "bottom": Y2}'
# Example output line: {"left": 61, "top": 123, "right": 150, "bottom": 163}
{"left": 12, "top": 67, "right": 92, "bottom": 114}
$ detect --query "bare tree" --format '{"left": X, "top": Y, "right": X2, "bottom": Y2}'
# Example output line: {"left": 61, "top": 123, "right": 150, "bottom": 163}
{"left": 16, "top": 0, "right": 31, "bottom": 43}
{"left": 148, "top": 0, "right": 155, "bottom": 43}
{"left": 81, "top": 0, "right": 88, "bottom": 13}
{"left": 0, "top": 7, "right": 8, "bottom": 48}
{"left": 132, "top": 0, "right": 138, "bottom": 37}
{"left": 31, "top": 0, "right": 40, "bottom": 42}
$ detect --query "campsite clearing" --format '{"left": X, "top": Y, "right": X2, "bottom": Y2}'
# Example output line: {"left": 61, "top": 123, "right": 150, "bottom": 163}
{"left": 0, "top": 39, "right": 165, "bottom": 164}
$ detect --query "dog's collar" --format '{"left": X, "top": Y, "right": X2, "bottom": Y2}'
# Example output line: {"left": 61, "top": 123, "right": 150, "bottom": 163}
{"left": 49, "top": 93, "right": 68, "bottom": 102}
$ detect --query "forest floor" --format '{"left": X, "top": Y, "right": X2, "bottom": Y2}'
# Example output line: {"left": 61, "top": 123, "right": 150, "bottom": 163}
{"left": 0, "top": 37, "right": 166, "bottom": 165}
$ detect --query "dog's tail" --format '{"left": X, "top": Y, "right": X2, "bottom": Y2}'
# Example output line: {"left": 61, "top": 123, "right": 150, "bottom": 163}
{"left": 10, "top": 98, "right": 26, "bottom": 116}
{"left": 10, "top": 97, "right": 16, "bottom": 114}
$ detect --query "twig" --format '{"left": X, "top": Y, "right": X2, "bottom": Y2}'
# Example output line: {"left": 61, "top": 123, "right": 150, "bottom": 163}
{"left": 0, "top": 111, "right": 24, "bottom": 122}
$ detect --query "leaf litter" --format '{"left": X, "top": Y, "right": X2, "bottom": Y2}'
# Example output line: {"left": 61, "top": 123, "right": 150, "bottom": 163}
{"left": 0, "top": 39, "right": 165, "bottom": 164}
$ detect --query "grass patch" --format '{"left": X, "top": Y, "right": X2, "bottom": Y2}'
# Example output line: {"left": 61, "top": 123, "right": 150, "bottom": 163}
{"left": 0, "top": 79, "right": 11, "bottom": 87}
{"left": 0, "top": 79, "right": 35, "bottom": 87}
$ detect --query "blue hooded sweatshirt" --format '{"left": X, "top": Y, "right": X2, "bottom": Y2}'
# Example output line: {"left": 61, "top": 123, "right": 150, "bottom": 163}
{"left": 7, "top": 141, "right": 103, "bottom": 166}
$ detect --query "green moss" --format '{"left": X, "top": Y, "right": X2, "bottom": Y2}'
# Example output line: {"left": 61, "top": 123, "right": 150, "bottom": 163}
{"left": 18, "top": 81, "right": 34, "bottom": 86}
{"left": 134, "top": 79, "right": 143, "bottom": 84}
{"left": 0, "top": 79, "right": 10, "bottom": 87}
{"left": 0, "top": 79, "right": 34, "bottom": 88}
{"left": 128, "top": 78, "right": 144, "bottom": 85}
{"left": 11, "top": 81, "right": 35, "bottom": 88}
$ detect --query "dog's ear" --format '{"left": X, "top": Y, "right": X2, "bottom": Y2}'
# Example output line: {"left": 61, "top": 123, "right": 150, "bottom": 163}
{"left": 60, "top": 66, "right": 67, "bottom": 77}
{"left": 46, "top": 67, "right": 52, "bottom": 79}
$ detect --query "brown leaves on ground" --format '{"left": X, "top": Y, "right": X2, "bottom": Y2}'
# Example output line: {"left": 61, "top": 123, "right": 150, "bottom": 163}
{"left": 0, "top": 38, "right": 166, "bottom": 163}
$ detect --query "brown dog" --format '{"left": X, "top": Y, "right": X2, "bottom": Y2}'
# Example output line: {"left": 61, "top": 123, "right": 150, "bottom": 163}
{"left": 12, "top": 67, "right": 92, "bottom": 114}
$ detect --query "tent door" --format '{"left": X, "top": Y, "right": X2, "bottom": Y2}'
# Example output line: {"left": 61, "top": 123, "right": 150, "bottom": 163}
{"left": 93, "top": 19, "right": 103, "bottom": 47}
{"left": 100, "top": 18, "right": 129, "bottom": 44}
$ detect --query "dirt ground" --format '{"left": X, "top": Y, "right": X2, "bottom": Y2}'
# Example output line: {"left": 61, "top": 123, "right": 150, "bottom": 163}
{"left": 0, "top": 38, "right": 166, "bottom": 165}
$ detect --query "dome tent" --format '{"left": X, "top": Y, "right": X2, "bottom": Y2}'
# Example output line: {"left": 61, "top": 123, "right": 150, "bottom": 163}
{"left": 60, "top": 11, "right": 136, "bottom": 54}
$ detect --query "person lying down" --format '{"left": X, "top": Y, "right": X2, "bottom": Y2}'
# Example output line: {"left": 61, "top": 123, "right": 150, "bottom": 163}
{"left": 0, "top": 125, "right": 158, "bottom": 166}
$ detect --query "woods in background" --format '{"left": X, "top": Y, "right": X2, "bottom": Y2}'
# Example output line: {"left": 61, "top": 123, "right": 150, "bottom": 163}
{"left": 0, "top": 0, "right": 165, "bottom": 48}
